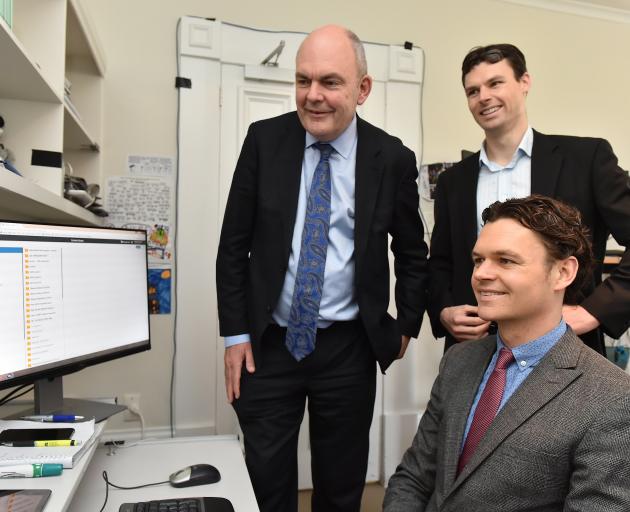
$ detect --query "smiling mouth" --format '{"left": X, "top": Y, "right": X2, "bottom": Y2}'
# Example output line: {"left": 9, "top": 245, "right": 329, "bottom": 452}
{"left": 478, "top": 291, "right": 506, "bottom": 298}
{"left": 480, "top": 105, "right": 501, "bottom": 116}
{"left": 307, "top": 109, "right": 333, "bottom": 116}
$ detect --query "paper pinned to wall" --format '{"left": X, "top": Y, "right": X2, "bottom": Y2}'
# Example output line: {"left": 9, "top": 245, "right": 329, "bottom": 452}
{"left": 128, "top": 155, "right": 173, "bottom": 177}
{"left": 105, "top": 176, "right": 173, "bottom": 265}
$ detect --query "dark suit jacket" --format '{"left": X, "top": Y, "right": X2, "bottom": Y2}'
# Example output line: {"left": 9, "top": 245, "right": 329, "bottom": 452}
{"left": 428, "top": 131, "right": 630, "bottom": 351}
{"left": 216, "top": 112, "right": 428, "bottom": 372}
{"left": 383, "top": 330, "right": 630, "bottom": 511}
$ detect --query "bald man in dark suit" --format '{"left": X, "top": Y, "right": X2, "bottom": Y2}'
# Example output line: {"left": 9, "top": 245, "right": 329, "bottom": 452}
{"left": 217, "top": 25, "right": 428, "bottom": 512}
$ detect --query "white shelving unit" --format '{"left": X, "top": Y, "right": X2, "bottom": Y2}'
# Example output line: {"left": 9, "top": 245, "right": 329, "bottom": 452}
{"left": 63, "top": 0, "right": 103, "bottom": 187}
{"left": 0, "top": 169, "right": 100, "bottom": 225}
{"left": 0, "top": 16, "right": 60, "bottom": 102}
{"left": 0, "top": 0, "right": 104, "bottom": 226}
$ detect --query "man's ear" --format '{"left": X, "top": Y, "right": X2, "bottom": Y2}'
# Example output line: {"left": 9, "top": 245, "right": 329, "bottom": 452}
{"left": 520, "top": 72, "right": 531, "bottom": 97}
{"left": 554, "top": 256, "right": 578, "bottom": 292}
{"left": 357, "top": 74, "right": 372, "bottom": 105}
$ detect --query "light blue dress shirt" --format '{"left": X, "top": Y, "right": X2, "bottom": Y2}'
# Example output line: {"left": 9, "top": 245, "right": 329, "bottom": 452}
{"left": 476, "top": 126, "right": 533, "bottom": 233}
{"left": 225, "top": 117, "right": 359, "bottom": 347}
{"left": 462, "top": 320, "right": 567, "bottom": 448}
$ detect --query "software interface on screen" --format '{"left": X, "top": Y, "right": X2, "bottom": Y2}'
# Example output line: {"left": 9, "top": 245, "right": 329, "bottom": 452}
{"left": 0, "top": 222, "right": 149, "bottom": 384}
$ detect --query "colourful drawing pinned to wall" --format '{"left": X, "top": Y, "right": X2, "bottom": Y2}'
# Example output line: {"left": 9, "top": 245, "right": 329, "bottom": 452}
{"left": 148, "top": 224, "right": 171, "bottom": 261}
{"left": 148, "top": 268, "right": 171, "bottom": 314}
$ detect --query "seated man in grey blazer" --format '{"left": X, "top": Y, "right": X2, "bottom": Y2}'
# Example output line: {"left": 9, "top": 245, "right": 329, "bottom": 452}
{"left": 384, "top": 195, "right": 630, "bottom": 512}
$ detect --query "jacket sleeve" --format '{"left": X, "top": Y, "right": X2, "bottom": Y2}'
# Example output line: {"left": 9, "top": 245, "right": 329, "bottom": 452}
{"left": 580, "top": 139, "right": 630, "bottom": 337}
{"left": 390, "top": 147, "right": 429, "bottom": 338}
{"left": 565, "top": 394, "right": 630, "bottom": 511}
{"left": 427, "top": 172, "right": 455, "bottom": 339}
{"left": 215, "top": 124, "right": 258, "bottom": 337}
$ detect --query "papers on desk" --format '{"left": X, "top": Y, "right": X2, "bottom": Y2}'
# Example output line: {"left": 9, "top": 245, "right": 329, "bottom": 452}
{"left": 0, "top": 419, "right": 96, "bottom": 468}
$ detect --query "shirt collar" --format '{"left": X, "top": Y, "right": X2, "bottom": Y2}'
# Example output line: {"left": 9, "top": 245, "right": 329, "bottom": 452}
{"left": 305, "top": 115, "right": 357, "bottom": 160}
{"left": 479, "top": 125, "right": 533, "bottom": 172}
{"left": 497, "top": 319, "right": 566, "bottom": 372}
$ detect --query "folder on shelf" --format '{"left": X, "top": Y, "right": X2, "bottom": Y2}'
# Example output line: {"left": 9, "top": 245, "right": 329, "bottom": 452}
{"left": 0, "top": 0, "right": 12, "bottom": 28}
{"left": 0, "top": 419, "right": 96, "bottom": 468}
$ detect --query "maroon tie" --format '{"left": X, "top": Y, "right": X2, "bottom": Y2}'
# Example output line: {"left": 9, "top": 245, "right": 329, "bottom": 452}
{"left": 458, "top": 348, "right": 514, "bottom": 475}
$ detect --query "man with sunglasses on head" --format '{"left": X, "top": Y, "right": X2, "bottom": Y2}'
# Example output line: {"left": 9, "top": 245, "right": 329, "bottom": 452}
{"left": 428, "top": 43, "right": 630, "bottom": 354}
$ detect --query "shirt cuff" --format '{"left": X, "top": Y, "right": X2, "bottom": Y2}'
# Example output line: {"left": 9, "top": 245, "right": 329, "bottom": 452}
{"left": 224, "top": 333, "right": 251, "bottom": 347}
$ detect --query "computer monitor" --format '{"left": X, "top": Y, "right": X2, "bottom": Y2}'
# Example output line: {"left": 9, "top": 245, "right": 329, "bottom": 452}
{"left": 0, "top": 220, "right": 151, "bottom": 421}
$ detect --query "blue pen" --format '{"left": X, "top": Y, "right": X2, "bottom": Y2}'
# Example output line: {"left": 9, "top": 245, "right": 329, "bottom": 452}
{"left": 20, "top": 415, "right": 85, "bottom": 422}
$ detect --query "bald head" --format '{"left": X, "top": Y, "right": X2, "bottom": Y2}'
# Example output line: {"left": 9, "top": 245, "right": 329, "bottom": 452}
{"left": 298, "top": 25, "right": 368, "bottom": 79}
{"left": 294, "top": 24, "right": 372, "bottom": 141}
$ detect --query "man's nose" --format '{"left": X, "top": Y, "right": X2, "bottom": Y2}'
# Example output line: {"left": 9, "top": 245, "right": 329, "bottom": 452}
{"left": 478, "top": 86, "right": 491, "bottom": 102}
{"left": 306, "top": 82, "right": 323, "bottom": 102}
{"left": 473, "top": 260, "right": 496, "bottom": 281}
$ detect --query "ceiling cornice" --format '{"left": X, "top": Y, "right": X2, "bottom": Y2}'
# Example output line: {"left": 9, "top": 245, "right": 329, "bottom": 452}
{"left": 498, "top": 0, "right": 630, "bottom": 23}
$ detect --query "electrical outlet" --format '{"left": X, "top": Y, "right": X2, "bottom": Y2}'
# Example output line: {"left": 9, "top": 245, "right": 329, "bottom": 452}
{"left": 121, "top": 393, "right": 141, "bottom": 422}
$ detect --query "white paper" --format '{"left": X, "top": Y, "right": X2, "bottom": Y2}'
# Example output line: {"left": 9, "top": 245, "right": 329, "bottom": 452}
{"left": 0, "top": 419, "right": 96, "bottom": 468}
{"left": 127, "top": 155, "right": 173, "bottom": 177}
{"left": 105, "top": 176, "right": 173, "bottom": 264}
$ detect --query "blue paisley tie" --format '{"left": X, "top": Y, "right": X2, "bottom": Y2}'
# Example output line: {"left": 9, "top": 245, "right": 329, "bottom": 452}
{"left": 285, "top": 143, "right": 334, "bottom": 361}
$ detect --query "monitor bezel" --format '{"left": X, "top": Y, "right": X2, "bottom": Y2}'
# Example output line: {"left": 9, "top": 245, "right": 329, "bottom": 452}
{"left": 0, "top": 219, "right": 152, "bottom": 394}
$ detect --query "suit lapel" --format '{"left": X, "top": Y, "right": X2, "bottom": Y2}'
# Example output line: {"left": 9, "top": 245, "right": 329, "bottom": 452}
{"left": 441, "top": 338, "right": 496, "bottom": 490}
{"left": 531, "top": 130, "right": 563, "bottom": 196}
{"left": 275, "top": 115, "right": 307, "bottom": 252}
{"left": 460, "top": 155, "right": 481, "bottom": 255}
{"left": 447, "top": 331, "right": 583, "bottom": 498}
{"left": 354, "top": 117, "right": 385, "bottom": 266}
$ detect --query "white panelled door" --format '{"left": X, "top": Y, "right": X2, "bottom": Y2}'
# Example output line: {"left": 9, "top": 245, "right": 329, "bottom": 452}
{"left": 177, "top": 18, "right": 425, "bottom": 489}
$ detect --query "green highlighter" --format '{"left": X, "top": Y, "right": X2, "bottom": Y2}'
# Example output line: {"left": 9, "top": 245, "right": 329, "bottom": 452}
{"left": 0, "top": 463, "right": 63, "bottom": 478}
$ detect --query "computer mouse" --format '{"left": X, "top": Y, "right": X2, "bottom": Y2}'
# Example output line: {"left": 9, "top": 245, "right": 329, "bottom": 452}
{"left": 169, "top": 463, "right": 221, "bottom": 487}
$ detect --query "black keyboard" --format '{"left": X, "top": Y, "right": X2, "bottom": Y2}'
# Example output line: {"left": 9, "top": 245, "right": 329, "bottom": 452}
{"left": 118, "top": 497, "right": 234, "bottom": 512}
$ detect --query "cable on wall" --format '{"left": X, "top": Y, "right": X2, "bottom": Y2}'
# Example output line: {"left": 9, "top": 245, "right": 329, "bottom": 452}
{"left": 169, "top": 16, "right": 183, "bottom": 439}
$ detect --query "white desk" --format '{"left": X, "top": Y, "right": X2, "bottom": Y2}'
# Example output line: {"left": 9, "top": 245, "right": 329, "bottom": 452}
{"left": 0, "top": 422, "right": 106, "bottom": 512}
{"left": 67, "top": 435, "right": 258, "bottom": 512}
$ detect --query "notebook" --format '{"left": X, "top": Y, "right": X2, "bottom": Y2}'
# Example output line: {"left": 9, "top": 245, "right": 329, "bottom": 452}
{"left": 0, "top": 419, "right": 95, "bottom": 468}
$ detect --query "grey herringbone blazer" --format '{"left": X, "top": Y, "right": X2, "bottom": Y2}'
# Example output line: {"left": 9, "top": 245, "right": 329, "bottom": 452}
{"left": 383, "top": 329, "right": 630, "bottom": 511}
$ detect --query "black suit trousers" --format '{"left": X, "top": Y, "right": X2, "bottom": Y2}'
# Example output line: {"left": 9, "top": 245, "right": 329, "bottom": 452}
{"left": 232, "top": 321, "right": 376, "bottom": 512}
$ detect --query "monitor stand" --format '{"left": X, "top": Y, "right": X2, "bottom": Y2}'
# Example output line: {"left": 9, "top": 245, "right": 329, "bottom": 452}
{"left": 7, "top": 376, "right": 126, "bottom": 423}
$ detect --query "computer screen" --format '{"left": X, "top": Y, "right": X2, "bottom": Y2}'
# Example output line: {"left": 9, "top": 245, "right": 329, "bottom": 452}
{"left": 0, "top": 220, "right": 150, "bottom": 421}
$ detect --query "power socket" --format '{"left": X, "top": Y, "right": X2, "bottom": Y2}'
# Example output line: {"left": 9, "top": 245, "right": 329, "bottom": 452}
{"left": 121, "top": 393, "right": 141, "bottom": 422}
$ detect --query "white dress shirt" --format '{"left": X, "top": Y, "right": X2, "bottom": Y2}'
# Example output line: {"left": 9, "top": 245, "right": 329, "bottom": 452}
{"left": 476, "top": 126, "right": 533, "bottom": 233}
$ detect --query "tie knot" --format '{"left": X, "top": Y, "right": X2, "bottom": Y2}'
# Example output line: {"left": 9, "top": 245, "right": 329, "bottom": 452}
{"left": 314, "top": 143, "right": 334, "bottom": 161}
{"left": 495, "top": 348, "right": 514, "bottom": 370}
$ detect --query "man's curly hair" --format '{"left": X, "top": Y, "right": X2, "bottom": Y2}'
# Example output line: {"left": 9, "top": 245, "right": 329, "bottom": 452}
{"left": 482, "top": 194, "right": 594, "bottom": 304}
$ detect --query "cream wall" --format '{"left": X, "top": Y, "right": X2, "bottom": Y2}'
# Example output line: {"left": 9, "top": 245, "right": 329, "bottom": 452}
{"left": 66, "top": 0, "right": 630, "bottom": 434}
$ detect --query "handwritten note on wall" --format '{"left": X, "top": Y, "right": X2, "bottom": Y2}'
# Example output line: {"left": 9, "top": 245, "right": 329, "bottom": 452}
{"left": 105, "top": 176, "right": 173, "bottom": 265}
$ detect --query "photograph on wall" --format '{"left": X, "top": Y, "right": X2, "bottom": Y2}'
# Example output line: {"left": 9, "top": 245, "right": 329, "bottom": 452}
{"left": 419, "top": 162, "right": 454, "bottom": 200}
